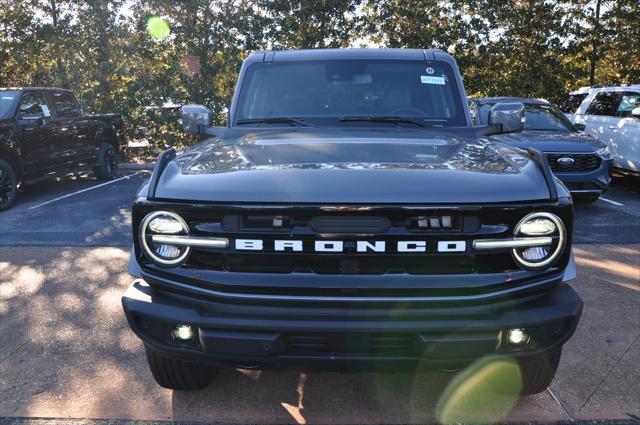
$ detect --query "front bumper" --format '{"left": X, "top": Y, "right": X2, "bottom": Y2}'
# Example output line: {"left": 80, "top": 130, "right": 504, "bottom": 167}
{"left": 122, "top": 279, "right": 583, "bottom": 370}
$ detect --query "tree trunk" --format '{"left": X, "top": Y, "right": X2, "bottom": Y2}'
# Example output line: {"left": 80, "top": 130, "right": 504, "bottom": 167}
{"left": 50, "top": 0, "right": 68, "bottom": 87}
{"left": 589, "top": 0, "right": 602, "bottom": 86}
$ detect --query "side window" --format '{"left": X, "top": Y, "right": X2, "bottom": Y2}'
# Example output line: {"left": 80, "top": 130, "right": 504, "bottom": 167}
{"left": 18, "top": 91, "right": 52, "bottom": 118}
{"left": 585, "top": 92, "right": 620, "bottom": 116}
{"left": 50, "top": 91, "right": 81, "bottom": 118}
{"left": 616, "top": 93, "right": 640, "bottom": 118}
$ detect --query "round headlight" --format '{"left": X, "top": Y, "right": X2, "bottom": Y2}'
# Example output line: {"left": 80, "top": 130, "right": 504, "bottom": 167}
{"left": 512, "top": 212, "right": 566, "bottom": 270}
{"left": 140, "top": 211, "right": 190, "bottom": 266}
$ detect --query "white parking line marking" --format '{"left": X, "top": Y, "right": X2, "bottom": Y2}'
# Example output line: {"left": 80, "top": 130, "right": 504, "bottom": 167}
{"left": 28, "top": 171, "right": 145, "bottom": 210}
{"left": 599, "top": 197, "right": 624, "bottom": 207}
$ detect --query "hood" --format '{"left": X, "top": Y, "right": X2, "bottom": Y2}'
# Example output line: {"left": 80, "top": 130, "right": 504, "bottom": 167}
{"left": 153, "top": 130, "right": 551, "bottom": 203}
{"left": 490, "top": 130, "right": 605, "bottom": 153}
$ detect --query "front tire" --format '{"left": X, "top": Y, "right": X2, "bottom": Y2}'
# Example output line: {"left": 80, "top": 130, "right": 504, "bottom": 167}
{"left": 0, "top": 159, "right": 18, "bottom": 212}
{"left": 145, "top": 347, "right": 214, "bottom": 391}
{"left": 518, "top": 350, "right": 561, "bottom": 394}
{"left": 93, "top": 142, "right": 118, "bottom": 179}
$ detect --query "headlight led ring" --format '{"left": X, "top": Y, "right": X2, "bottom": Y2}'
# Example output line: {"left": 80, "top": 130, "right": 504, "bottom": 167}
{"left": 512, "top": 212, "right": 566, "bottom": 270}
{"left": 140, "top": 210, "right": 191, "bottom": 266}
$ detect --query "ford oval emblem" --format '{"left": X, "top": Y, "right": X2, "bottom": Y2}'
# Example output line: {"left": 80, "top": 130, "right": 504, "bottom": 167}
{"left": 557, "top": 157, "right": 575, "bottom": 166}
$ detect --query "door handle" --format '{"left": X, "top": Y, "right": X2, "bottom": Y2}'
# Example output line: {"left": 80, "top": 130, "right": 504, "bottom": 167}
{"left": 608, "top": 126, "right": 617, "bottom": 130}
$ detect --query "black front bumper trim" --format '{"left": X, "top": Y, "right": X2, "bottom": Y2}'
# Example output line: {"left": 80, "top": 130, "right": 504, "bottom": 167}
{"left": 122, "top": 279, "right": 583, "bottom": 370}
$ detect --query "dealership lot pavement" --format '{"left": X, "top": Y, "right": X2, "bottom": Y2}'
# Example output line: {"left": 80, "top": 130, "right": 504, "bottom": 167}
{"left": 1, "top": 171, "right": 639, "bottom": 424}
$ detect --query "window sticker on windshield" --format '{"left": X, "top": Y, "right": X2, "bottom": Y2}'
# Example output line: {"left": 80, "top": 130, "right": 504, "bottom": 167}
{"left": 421, "top": 75, "right": 446, "bottom": 85}
{"left": 2, "top": 96, "right": 15, "bottom": 99}
{"left": 41, "top": 104, "right": 51, "bottom": 117}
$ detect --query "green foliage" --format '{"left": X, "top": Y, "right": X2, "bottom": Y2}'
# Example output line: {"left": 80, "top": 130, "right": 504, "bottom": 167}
{"left": 257, "top": 0, "right": 360, "bottom": 48}
{"left": 1, "top": 0, "right": 636, "bottom": 160}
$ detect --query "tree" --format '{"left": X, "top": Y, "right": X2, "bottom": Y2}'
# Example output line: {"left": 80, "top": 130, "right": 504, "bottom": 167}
{"left": 2, "top": 0, "right": 636, "bottom": 160}
{"left": 258, "top": 0, "right": 360, "bottom": 49}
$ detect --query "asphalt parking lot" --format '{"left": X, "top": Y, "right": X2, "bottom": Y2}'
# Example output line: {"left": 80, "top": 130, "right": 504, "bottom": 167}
{"left": 0, "top": 170, "right": 638, "bottom": 424}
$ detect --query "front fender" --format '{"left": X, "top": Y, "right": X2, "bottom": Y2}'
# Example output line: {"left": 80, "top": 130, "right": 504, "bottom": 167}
{"left": 128, "top": 247, "right": 142, "bottom": 278}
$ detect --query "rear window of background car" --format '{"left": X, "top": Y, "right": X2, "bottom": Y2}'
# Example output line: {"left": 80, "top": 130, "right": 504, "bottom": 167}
{"left": 559, "top": 93, "right": 587, "bottom": 113}
{"left": 50, "top": 91, "right": 81, "bottom": 118}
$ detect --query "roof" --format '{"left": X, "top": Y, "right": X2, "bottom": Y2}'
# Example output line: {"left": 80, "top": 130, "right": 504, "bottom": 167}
{"left": 247, "top": 48, "right": 452, "bottom": 62}
{"left": 472, "top": 97, "right": 550, "bottom": 105}
{"left": 0, "top": 87, "right": 73, "bottom": 92}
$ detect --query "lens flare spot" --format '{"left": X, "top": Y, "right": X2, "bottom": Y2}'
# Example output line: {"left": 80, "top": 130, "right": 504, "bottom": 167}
{"left": 147, "top": 16, "right": 170, "bottom": 40}
{"left": 436, "top": 355, "right": 522, "bottom": 423}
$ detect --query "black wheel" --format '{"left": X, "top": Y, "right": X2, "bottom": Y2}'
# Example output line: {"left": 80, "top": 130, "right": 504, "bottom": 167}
{"left": 145, "top": 347, "right": 214, "bottom": 390}
{"left": 93, "top": 142, "right": 118, "bottom": 179}
{"left": 573, "top": 193, "right": 600, "bottom": 203}
{"left": 518, "top": 350, "right": 561, "bottom": 394}
{"left": 0, "top": 159, "right": 18, "bottom": 212}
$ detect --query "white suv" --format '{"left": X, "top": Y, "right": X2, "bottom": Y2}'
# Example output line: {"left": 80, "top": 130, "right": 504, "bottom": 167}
{"left": 568, "top": 85, "right": 640, "bottom": 173}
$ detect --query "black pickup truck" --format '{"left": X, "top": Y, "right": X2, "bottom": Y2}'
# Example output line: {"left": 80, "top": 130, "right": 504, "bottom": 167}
{"left": 122, "top": 49, "right": 582, "bottom": 395}
{"left": 0, "top": 87, "right": 124, "bottom": 210}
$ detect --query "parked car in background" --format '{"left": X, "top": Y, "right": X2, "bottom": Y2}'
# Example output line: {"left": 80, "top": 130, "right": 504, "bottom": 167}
{"left": 470, "top": 97, "right": 612, "bottom": 203}
{"left": 0, "top": 87, "right": 125, "bottom": 211}
{"left": 570, "top": 85, "right": 640, "bottom": 174}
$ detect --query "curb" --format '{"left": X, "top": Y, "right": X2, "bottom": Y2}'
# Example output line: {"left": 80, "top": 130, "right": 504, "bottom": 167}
{"left": 120, "top": 162, "right": 155, "bottom": 171}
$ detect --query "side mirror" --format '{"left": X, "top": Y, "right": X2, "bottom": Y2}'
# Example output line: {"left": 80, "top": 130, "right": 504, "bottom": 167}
{"left": 489, "top": 103, "right": 525, "bottom": 134}
{"left": 631, "top": 107, "right": 640, "bottom": 118}
{"left": 574, "top": 123, "right": 586, "bottom": 131}
{"left": 181, "top": 104, "right": 211, "bottom": 134}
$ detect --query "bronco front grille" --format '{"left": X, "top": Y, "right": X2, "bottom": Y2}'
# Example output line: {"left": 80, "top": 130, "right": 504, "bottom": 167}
{"left": 547, "top": 153, "right": 601, "bottom": 173}
{"left": 187, "top": 251, "right": 515, "bottom": 275}
{"left": 134, "top": 202, "right": 573, "bottom": 300}
{"left": 180, "top": 211, "right": 518, "bottom": 275}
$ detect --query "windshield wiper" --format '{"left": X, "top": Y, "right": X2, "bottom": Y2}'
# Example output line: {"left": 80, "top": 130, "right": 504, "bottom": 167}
{"left": 236, "top": 117, "right": 309, "bottom": 127}
{"left": 339, "top": 116, "right": 425, "bottom": 127}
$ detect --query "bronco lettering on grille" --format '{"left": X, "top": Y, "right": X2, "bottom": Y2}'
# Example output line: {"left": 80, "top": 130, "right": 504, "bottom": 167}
{"left": 234, "top": 239, "right": 466, "bottom": 253}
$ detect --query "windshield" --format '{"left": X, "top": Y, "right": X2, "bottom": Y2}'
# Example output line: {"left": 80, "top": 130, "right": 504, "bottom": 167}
{"left": 478, "top": 102, "right": 573, "bottom": 131}
{"left": 0, "top": 91, "right": 19, "bottom": 119}
{"left": 234, "top": 59, "right": 466, "bottom": 128}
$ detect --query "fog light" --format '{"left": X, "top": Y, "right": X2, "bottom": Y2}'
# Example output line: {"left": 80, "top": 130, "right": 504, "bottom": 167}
{"left": 172, "top": 324, "right": 194, "bottom": 341}
{"left": 506, "top": 328, "right": 529, "bottom": 346}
